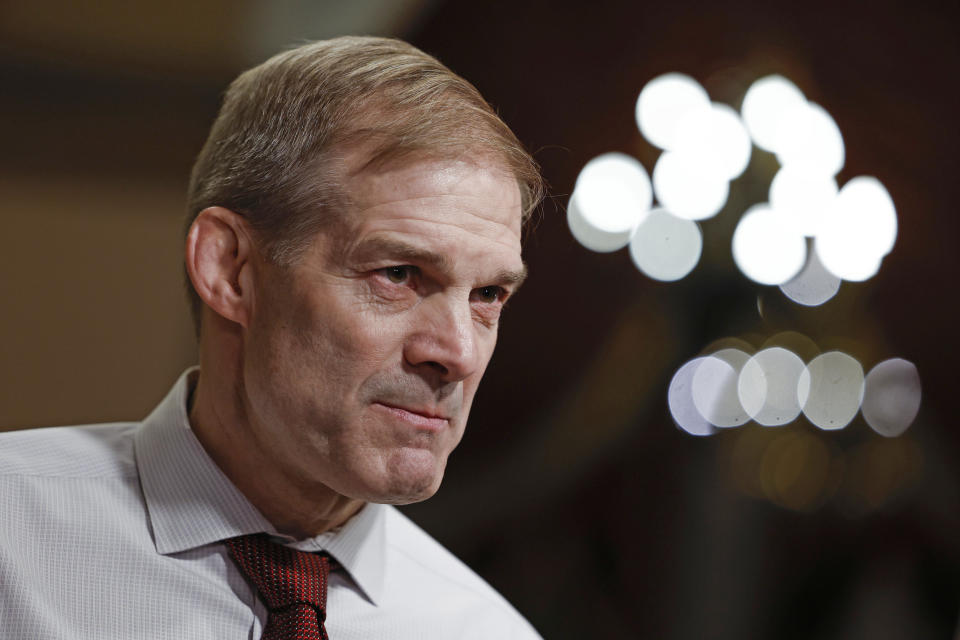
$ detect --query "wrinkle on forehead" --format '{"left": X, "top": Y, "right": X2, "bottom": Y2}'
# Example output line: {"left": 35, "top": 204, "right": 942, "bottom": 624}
{"left": 358, "top": 199, "right": 522, "bottom": 247}
{"left": 342, "top": 154, "right": 523, "bottom": 242}
{"left": 346, "top": 146, "right": 518, "bottom": 204}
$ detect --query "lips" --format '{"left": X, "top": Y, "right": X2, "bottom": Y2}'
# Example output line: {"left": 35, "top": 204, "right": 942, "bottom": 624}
{"left": 373, "top": 402, "right": 451, "bottom": 430}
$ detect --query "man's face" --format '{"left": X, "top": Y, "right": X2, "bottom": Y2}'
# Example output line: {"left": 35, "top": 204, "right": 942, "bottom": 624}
{"left": 241, "top": 154, "right": 524, "bottom": 505}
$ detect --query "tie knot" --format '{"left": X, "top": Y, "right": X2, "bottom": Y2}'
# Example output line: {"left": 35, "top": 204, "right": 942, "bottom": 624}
{"left": 226, "top": 533, "right": 330, "bottom": 612}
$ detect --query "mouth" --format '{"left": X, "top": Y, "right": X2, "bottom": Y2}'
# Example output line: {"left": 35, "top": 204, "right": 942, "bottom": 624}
{"left": 373, "top": 402, "right": 451, "bottom": 431}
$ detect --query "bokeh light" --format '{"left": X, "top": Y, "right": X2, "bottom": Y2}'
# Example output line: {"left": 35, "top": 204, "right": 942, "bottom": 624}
{"left": 738, "top": 347, "right": 806, "bottom": 426}
{"left": 669, "top": 335, "right": 919, "bottom": 437}
{"left": 774, "top": 102, "right": 845, "bottom": 176}
{"left": 797, "top": 351, "right": 864, "bottom": 430}
{"left": 761, "top": 331, "right": 820, "bottom": 364}
{"left": 840, "top": 177, "right": 898, "bottom": 258}
{"left": 758, "top": 429, "right": 837, "bottom": 512}
{"left": 652, "top": 151, "right": 730, "bottom": 221}
{"left": 580, "top": 74, "right": 900, "bottom": 292}
{"left": 816, "top": 176, "right": 897, "bottom": 281}
{"left": 840, "top": 438, "right": 923, "bottom": 513}
{"left": 815, "top": 234, "right": 883, "bottom": 282}
{"left": 668, "top": 357, "right": 717, "bottom": 436}
{"left": 636, "top": 73, "right": 711, "bottom": 151}
{"left": 778, "top": 245, "right": 842, "bottom": 306}
{"left": 769, "top": 166, "right": 838, "bottom": 238}
{"left": 628, "top": 208, "right": 702, "bottom": 281}
{"left": 567, "top": 194, "right": 633, "bottom": 253}
{"left": 692, "top": 348, "right": 751, "bottom": 427}
{"left": 725, "top": 426, "right": 843, "bottom": 512}
{"left": 568, "top": 152, "right": 653, "bottom": 253}
{"left": 592, "top": 76, "right": 916, "bottom": 441}
{"left": 573, "top": 152, "right": 652, "bottom": 233}
{"left": 702, "top": 336, "right": 756, "bottom": 356}
{"left": 732, "top": 204, "right": 807, "bottom": 285}
{"left": 740, "top": 75, "right": 807, "bottom": 152}
{"left": 862, "top": 358, "right": 922, "bottom": 437}
{"left": 674, "top": 102, "right": 752, "bottom": 180}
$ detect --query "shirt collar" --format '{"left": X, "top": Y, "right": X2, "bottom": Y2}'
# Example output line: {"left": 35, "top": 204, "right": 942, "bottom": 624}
{"left": 282, "top": 501, "right": 387, "bottom": 605}
{"left": 134, "top": 368, "right": 386, "bottom": 605}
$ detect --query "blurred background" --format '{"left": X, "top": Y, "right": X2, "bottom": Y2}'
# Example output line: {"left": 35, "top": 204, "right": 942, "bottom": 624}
{"left": 1, "top": 0, "right": 958, "bottom": 637}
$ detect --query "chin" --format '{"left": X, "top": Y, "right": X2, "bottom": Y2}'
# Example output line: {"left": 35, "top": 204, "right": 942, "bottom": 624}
{"left": 369, "top": 451, "right": 446, "bottom": 505}
{"left": 376, "top": 490, "right": 436, "bottom": 506}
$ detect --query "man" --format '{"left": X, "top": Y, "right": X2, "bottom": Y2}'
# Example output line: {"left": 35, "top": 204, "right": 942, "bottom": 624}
{"left": 0, "top": 37, "right": 543, "bottom": 638}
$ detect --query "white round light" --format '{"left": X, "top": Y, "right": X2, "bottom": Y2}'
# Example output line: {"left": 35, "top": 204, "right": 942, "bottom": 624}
{"left": 652, "top": 151, "right": 730, "bottom": 221}
{"left": 769, "top": 166, "right": 839, "bottom": 238}
{"left": 815, "top": 236, "right": 883, "bottom": 282}
{"left": 674, "top": 102, "right": 752, "bottom": 180}
{"left": 738, "top": 347, "right": 806, "bottom": 426}
{"left": 732, "top": 204, "right": 807, "bottom": 285}
{"left": 779, "top": 245, "right": 842, "bottom": 306}
{"left": 636, "top": 73, "right": 711, "bottom": 150}
{"left": 740, "top": 75, "right": 807, "bottom": 152}
{"left": 774, "top": 102, "right": 845, "bottom": 176}
{"left": 797, "top": 351, "right": 864, "bottom": 430}
{"left": 835, "top": 176, "right": 898, "bottom": 257}
{"left": 816, "top": 176, "right": 896, "bottom": 281}
{"left": 628, "top": 208, "right": 702, "bottom": 281}
{"left": 692, "top": 348, "right": 751, "bottom": 427}
{"left": 862, "top": 358, "right": 921, "bottom": 437}
{"left": 573, "top": 152, "right": 652, "bottom": 233}
{"left": 567, "top": 194, "right": 632, "bottom": 253}
{"left": 669, "top": 357, "right": 717, "bottom": 436}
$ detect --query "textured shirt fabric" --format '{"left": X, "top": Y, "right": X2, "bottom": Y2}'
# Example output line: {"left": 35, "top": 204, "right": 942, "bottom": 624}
{"left": 0, "top": 369, "right": 542, "bottom": 639}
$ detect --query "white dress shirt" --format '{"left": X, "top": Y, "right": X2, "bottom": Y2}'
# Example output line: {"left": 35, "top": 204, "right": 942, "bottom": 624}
{"left": 0, "top": 369, "right": 542, "bottom": 639}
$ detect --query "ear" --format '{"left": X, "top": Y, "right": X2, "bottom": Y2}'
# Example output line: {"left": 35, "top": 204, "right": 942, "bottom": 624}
{"left": 185, "top": 207, "right": 256, "bottom": 328}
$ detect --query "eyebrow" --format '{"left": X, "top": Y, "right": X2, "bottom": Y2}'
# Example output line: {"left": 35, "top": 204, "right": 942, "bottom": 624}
{"left": 352, "top": 236, "right": 528, "bottom": 290}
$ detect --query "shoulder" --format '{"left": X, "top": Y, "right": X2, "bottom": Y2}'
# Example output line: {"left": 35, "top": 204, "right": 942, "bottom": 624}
{"left": 0, "top": 421, "right": 139, "bottom": 478}
{"left": 382, "top": 505, "right": 542, "bottom": 638}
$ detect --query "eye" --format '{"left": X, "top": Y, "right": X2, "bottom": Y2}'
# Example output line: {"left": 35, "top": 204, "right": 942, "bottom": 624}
{"left": 474, "top": 285, "right": 505, "bottom": 304}
{"left": 381, "top": 265, "right": 416, "bottom": 284}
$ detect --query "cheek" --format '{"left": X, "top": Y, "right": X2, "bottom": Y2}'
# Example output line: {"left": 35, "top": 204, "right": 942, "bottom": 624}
{"left": 251, "top": 290, "right": 407, "bottom": 409}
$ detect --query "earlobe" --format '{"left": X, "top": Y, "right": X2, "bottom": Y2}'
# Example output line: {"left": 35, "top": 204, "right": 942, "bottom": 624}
{"left": 185, "top": 207, "right": 255, "bottom": 328}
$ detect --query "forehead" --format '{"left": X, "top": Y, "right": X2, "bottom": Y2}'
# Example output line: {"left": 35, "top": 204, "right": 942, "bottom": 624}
{"left": 333, "top": 153, "right": 524, "bottom": 264}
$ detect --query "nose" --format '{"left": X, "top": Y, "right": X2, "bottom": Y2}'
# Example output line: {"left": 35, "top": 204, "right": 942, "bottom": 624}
{"left": 404, "top": 294, "right": 483, "bottom": 383}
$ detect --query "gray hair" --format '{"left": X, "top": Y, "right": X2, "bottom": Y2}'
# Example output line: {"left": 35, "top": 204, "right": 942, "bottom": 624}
{"left": 185, "top": 36, "right": 542, "bottom": 333}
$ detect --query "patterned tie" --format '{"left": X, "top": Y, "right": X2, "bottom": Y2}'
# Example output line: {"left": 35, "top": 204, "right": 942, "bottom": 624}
{"left": 226, "top": 533, "right": 332, "bottom": 640}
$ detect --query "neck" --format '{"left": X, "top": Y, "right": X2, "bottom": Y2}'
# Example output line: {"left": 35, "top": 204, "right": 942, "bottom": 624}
{"left": 188, "top": 329, "right": 364, "bottom": 539}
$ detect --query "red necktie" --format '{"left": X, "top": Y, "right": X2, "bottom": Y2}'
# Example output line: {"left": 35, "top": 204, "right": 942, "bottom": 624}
{"left": 226, "top": 533, "right": 332, "bottom": 640}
